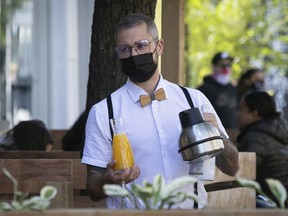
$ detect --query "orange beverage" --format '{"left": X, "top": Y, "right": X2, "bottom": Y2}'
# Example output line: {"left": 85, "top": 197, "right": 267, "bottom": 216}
{"left": 110, "top": 118, "right": 134, "bottom": 171}
{"left": 112, "top": 133, "right": 134, "bottom": 171}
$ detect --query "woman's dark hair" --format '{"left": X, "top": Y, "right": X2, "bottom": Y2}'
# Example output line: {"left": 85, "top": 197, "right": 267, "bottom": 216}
{"left": 237, "top": 67, "right": 263, "bottom": 101}
{"left": 0, "top": 120, "right": 54, "bottom": 150}
{"left": 242, "top": 91, "right": 277, "bottom": 118}
{"left": 244, "top": 68, "right": 263, "bottom": 79}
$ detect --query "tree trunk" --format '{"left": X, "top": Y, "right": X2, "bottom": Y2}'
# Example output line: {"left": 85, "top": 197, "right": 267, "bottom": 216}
{"left": 86, "top": 0, "right": 157, "bottom": 112}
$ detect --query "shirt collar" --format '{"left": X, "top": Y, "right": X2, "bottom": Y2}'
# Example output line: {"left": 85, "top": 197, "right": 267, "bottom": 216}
{"left": 125, "top": 75, "right": 168, "bottom": 103}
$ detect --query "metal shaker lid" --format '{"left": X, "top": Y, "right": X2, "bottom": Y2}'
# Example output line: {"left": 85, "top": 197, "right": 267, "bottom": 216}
{"left": 179, "top": 107, "right": 204, "bottom": 129}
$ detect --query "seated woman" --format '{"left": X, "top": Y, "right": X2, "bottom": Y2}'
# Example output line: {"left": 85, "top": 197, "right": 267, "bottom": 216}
{"left": 237, "top": 91, "right": 288, "bottom": 207}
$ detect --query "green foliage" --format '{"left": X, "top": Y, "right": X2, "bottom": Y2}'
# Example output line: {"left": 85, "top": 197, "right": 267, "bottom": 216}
{"left": 0, "top": 167, "right": 57, "bottom": 212}
{"left": 0, "top": 0, "right": 23, "bottom": 45}
{"left": 104, "top": 174, "right": 201, "bottom": 210}
{"left": 237, "top": 176, "right": 287, "bottom": 209}
{"left": 185, "top": 0, "right": 288, "bottom": 87}
{"left": 266, "top": 179, "right": 287, "bottom": 209}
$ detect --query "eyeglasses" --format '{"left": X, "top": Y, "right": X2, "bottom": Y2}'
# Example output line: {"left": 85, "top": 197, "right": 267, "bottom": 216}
{"left": 115, "top": 39, "right": 158, "bottom": 59}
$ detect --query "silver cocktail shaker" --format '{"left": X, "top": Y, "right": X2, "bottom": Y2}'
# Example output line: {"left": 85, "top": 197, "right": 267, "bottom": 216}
{"left": 178, "top": 107, "right": 224, "bottom": 163}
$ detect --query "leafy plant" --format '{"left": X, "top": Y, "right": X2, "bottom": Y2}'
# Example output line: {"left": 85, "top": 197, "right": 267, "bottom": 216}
{"left": 104, "top": 174, "right": 202, "bottom": 210}
{"left": 236, "top": 176, "right": 287, "bottom": 209}
{"left": 0, "top": 167, "right": 57, "bottom": 212}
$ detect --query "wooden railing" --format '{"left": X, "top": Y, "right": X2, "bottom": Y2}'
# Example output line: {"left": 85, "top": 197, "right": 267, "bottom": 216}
{"left": 2, "top": 209, "right": 287, "bottom": 216}
{"left": 0, "top": 152, "right": 255, "bottom": 209}
{"left": 0, "top": 158, "right": 103, "bottom": 208}
{"left": 0, "top": 150, "right": 81, "bottom": 159}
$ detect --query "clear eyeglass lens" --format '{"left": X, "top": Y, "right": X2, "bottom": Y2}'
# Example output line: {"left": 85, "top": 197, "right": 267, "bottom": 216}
{"left": 116, "top": 45, "right": 130, "bottom": 58}
{"left": 116, "top": 39, "right": 153, "bottom": 59}
{"left": 135, "top": 40, "right": 150, "bottom": 53}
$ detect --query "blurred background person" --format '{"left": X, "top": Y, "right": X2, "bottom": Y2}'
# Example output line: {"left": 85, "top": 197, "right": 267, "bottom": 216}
{"left": 237, "top": 91, "right": 288, "bottom": 207}
{"left": 0, "top": 120, "right": 54, "bottom": 151}
{"left": 198, "top": 52, "right": 237, "bottom": 129}
{"left": 237, "top": 67, "right": 265, "bottom": 102}
{"left": 62, "top": 111, "right": 86, "bottom": 151}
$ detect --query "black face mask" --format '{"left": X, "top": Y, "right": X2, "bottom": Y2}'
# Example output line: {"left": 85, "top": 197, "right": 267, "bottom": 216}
{"left": 121, "top": 53, "right": 158, "bottom": 82}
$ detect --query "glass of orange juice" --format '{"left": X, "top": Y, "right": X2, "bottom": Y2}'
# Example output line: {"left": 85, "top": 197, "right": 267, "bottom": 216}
{"left": 110, "top": 118, "right": 134, "bottom": 171}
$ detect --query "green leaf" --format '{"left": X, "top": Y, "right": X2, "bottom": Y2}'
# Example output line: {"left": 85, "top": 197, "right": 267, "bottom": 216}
{"left": 105, "top": 174, "right": 201, "bottom": 209}
{"left": 40, "top": 186, "right": 57, "bottom": 201}
{"left": 11, "top": 200, "right": 23, "bottom": 210}
{"left": 236, "top": 177, "right": 278, "bottom": 208}
{"left": 133, "top": 183, "right": 154, "bottom": 197}
{"left": 143, "top": 181, "right": 153, "bottom": 189}
{"left": 161, "top": 176, "right": 197, "bottom": 199}
{"left": 236, "top": 176, "right": 262, "bottom": 192}
{"left": 0, "top": 202, "right": 12, "bottom": 211}
{"left": 103, "top": 184, "right": 130, "bottom": 197}
{"left": 30, "top": 199, "right": 51, "bottom": 211}
{"left": 15, "top": 191, "right": 29, "bottom": 201}
{"left": 1, "top": 167, "right": 18, "bottom": 186}
{"left": 266, "top": 179, "right": 287, "bottom": 209}
{"left": 22, "top": 198, "right": 38, "bottom": 209}
{"left": 164, "top": 192, "right": 186, "bottom": 208}
{"left": 152, "top": 174, "right": 164, "bottom": 207}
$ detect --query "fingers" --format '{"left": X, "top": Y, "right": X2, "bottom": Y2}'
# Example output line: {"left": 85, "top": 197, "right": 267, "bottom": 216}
{"left": 125, "top": 165, "right": 140, "bottom": 184}
{"left": 106, "top": 161, "right": 140, "bottom": 184}
{"left": 203, "top": 113, "right": 219, "bottom": 129}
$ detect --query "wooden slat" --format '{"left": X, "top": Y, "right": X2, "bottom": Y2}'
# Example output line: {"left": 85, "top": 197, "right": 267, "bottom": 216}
{"left": 0, "top": 158, "right": 99, "bottom": 208}
{"left": 72, "top": 159, "right": 86, "bottom": 190}
{"left": 161, "top": 0, "right": 185, "bottom": 85}
{"left": 3, "top": 209, "right": 288, "bottom": 216}
{"left": 207, "top": 188, "right": 255, "bottom": 209}
{"left": 48, "top": 181, "right": 73, "bottom": 208}
{"left": 0, "top": 159, "right": 72, "bottom": 193}
{"left": 0, "top": 150, "right": 81, "bottom": 159}
{"left": 204, "top": 152, "right": 256, "bottom": 185}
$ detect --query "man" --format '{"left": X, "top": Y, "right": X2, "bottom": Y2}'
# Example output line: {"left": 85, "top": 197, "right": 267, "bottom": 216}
{"left": 198, "top": 52, "right": 238, "bottom": 129}
{"left": 81, "top": 13, "right": 239, "bottom": 209}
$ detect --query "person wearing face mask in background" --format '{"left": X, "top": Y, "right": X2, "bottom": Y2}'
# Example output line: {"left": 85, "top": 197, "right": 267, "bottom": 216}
{"left": 81, "top": 13, "right": 239, "bottom": 209}
{"left": 197, "top": 52, "right": 238, "bottom": 129}
{"left": 237, "top": 68, "right": 265, "bottom": 103}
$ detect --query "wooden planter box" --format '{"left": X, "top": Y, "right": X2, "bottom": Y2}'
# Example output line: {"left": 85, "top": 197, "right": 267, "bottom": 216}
{"left": 1, "top": 209, "right": 288, "bottom": 216}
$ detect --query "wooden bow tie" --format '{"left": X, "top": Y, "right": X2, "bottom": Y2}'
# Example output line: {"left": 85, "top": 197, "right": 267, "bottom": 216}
{"left": 139, "top": 88, "right": 166, "bottom": 107}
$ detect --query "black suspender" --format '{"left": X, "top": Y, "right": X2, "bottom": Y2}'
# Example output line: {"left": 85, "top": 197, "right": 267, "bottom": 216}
{"left": 178, "top": 85, "right": 194, "bottom": 108}
{"left": 107, "top": 94, "right": 114, "bottom": 138}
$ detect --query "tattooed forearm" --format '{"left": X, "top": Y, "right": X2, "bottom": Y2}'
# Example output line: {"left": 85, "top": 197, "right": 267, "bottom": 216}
{"left": 216, "top": 138, "right": 240, "bottom": 176}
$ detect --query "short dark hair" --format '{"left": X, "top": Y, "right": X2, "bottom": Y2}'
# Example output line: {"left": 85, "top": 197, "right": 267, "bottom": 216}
{"left": 242, "top": 91, "right": 277, "bottom": 118}
{"left": 212, "top": 52, "right": 233, "bottom": 65}
{"left": 114, "top": 13, "right": 159, "bottom": 40}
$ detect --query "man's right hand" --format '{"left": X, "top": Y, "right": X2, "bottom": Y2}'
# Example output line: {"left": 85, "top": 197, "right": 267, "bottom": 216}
{"left": 86, "top": 161, "right": 140, "bottom": 202}
{"left": 106, "top": 160, "right": 141, "bottom": 185}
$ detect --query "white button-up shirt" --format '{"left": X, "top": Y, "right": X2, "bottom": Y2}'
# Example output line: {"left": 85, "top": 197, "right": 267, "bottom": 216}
{"left": 82, "top": 76, "right": 227, "bottom": 209}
